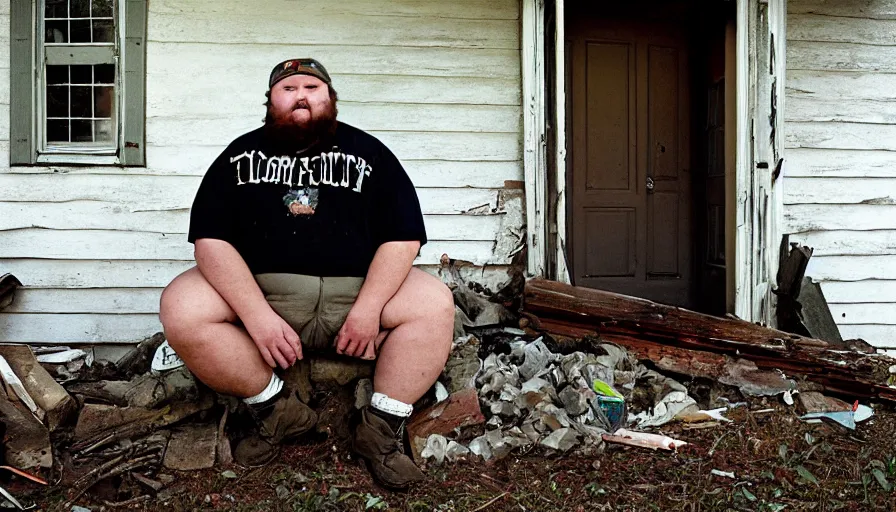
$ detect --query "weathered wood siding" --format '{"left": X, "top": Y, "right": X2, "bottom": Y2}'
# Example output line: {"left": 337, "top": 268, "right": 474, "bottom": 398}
{"left": 0, "top": 0, "right": 523, "bottom": 343}
{"left": 786, "top": 0, "right": 896, "bottom": 350}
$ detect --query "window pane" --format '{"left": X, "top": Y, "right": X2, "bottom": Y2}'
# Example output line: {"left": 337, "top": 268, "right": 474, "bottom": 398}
{"left": 71, "top": 86, "right": 92, "bottom": 117}
{"left": 47, "top": 119, "right": 70, "bottom": 143}
{"left": 45, "top": 0, "right": 68, "bottom": 19}
{"left": 45, "top": 20, "right": 68, "bottom": 43}
{"left": 93, "top": 0, "right": 113, "bottom": 17}
{"left": 94, "top": 120, "right": 114, "bottom": 143}
{"left": 95, "top": 86, "right": 113, "bottom": 117}
{"left": 71, "top": 0, "right": 91, "bottom": 18}
{"left": 92, "top": 19, "right": 114, "bottom": 42}
{"left": 72, "top": 120, "right": 92, "bottom": 142}
{"left": 95, "top": 64, "right": 115, "bottom": 84}
{"left": 47, "top": 86, "right": 69, "bottom": 117}
{"left": 70, "top": 19, "right": 91, "bottom": 42}
{"left": 71, "top": 65, "right": 92, "bottom": 85}
{"left": 46, "top": 65, "right": 69, "bottom": 85}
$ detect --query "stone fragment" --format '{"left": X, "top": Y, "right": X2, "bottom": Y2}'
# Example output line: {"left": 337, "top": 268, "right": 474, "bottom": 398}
{"left": 540, "top": 427, "right": 578, "bottom": 452}
{"left": 559, "top": 386, "right": 591, "bottom": 416}
{"left": 518, "top": 339, "right": 554, "bottom": 380}
{"left": 163, "top": 423, "right": 218, "bottom": 471}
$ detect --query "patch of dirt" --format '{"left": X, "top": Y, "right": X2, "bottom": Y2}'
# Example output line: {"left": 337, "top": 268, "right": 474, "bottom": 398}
{"left": 12, "top": 403, "right": 895, "bottom": 511}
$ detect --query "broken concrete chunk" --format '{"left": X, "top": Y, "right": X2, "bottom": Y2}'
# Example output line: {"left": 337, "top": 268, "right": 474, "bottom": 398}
{"left": 163, "top": 423, "right": 218, "bottom": 471}
{"left": 0, "top": 396, "right": 52, "bottom": 469}
{"left": 518, "top": 339, "right": 555, "bottom": 380}
{"left": 468, "top": 435, "right": 492, "bottom": 461}
{"left": 540, "top": 428, "right": 578, "bottom": 452}
{"left": 486, "top": 428, "right": 513, "bottom": 459}
{"left": 559, "top": 386, "right": 592, "bottom": 417}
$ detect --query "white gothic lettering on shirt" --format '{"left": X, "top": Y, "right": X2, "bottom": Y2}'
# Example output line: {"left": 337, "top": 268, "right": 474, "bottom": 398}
{"left": 229, "top": 150, "right": 372, "bottom": 192}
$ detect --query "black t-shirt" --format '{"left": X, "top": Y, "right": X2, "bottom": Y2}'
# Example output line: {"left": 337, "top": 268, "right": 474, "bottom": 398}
{"left": 188, "top": 122, "right": 427, "bottom": 277}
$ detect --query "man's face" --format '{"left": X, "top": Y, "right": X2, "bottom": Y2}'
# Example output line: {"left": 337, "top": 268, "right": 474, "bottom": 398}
{"left": 267, "top": 74, "right": 334, "bottom": 129}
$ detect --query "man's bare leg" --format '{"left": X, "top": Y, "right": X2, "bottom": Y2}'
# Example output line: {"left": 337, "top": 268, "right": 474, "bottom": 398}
{"left": 159, "top": 267, "right": 272, "bottom": 398}
{"left": 375, "top": 268, "right": 455, "bottom": 404}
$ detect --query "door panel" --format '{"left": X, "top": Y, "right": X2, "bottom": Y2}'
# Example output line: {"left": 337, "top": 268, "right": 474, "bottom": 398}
{"left": 571, "top": 20, "right": 692, "bottom": 307}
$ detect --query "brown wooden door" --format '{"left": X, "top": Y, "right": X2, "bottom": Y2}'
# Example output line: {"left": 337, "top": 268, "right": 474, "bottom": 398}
{"left": 570, "top": 20, "right": 692, "bottom": 307}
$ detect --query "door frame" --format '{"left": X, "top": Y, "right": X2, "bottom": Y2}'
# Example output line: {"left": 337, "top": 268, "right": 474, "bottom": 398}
{"left": 520, "top": 0, "right": 786, "bottom": 322}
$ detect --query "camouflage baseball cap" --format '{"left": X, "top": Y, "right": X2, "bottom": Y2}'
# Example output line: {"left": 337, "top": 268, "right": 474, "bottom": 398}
{"left": 268, "top": 58, "right": 332, "bottom": 89}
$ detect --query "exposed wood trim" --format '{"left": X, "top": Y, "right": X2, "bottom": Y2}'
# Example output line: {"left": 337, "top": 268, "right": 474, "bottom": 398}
{"left": 522, "top": 0, "right": 548, "bottom": 277}
{"left": 735, "top": 0, "right": 753, "bottom": 320}
{"left": 553, "top": 0, "right": 570, "bottom": 284}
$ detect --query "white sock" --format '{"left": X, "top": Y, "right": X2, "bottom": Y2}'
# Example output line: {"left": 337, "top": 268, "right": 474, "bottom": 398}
{"left": 370, "top": 392, "right": 413, "bottom": 418}
{"left": 243, "top": 373, "right": 284, "bottom": 405}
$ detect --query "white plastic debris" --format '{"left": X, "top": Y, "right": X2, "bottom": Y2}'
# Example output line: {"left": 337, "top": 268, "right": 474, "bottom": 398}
{"left": 854, "top": 404, "right": 874, "bottom": 423}
{"left": 518, "top": 339, "right": 554, "bottom": 380}
{"left": 783, "top": 390, "right": 796, "bottom": 406}
{"left": 634, "top": 389, "right": 697, "bottom": 428}
{"left": 434, "top": 382, "right": 449, "bottom": 403}
{"left": 468, "top": 435, "right": 492, "bottom": 461}
{"left": 711, "top": 469, "right": 736, "bottom": 479}
{"left": 420, "top": 434, "right": 449, "bottom": 465}
{"left": 540, "top": 428, "right": 578, "bottom": 452}
{"left": 608, "top": 429, "right": 688, "bottom": 450}
{"left": 700, "top": 408, "right": 733, "bottom": 423}
{"left": 151, "top": 340, "right": 185, "bottom": 372}
{"left": 445, "top": 441, "right": 470, "bottom": 462}
{"left": 0, "top": 484, "right": 25, "bottom": 510}
{"left": 34, "top": 348, "right": 88, "bottom": 364}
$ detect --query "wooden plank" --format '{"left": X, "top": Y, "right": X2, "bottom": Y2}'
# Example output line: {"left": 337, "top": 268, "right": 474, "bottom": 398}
{"left": 0, "top": 313, "right": 163, "bottom": 344}
{"left": 789, "top": 230, "right": 896, "bottom": 256}
{"left": 8, "top": 1, "right": 33, "bottom": 164}
{"left": 145, "top": 132, "right": 522, "bottom": 161}
{"left": 0, "top": 175, "right": 510, "bottom": 213}
{"left": 787, "top": 70, "right": 896, "bottom": 101}
{"left": 785, "top": 205, "right": 896, "bottom": 232}
{"left": 787, "top": 96, "right": 896, "bottom": 124}
{"left": 148, "top": 12, "right": 519, "bottom": 49}
{"left": 0, "top": 259, "right": 195, "bottom": 289}
{"left": 521, "top": 0, "right": 547, "bottom": 277}
{"left": 786, "top": 121, "right": 896, "bottom": 150}
{"left": 789, "top": 0, "right": 896, "bottom": 19}
{"left": 149, "top": 0, "right": 520, "bottom": 20}
{"left": 146, "top": 103, "right": 522, "bottom": 139}
{"left": 828, "top": 303, "right": 896, "bottom": 325}
{"left": 788, "top": 13, "right": 896, "bottom": 46}
{"left": 806, "top": 255, "right": 896, "bottom": 281}
{"left": 838, "top": 324, "right": 896, "bottom": 346}
{"left": 0, "top": 160, "right": 524, "bottom": 187}
{"left": 787, "top": 40, "right": 896, "bottom": 71}
{"left": 0, "top": 229, "right": 507, "bottom": 264}
{"left": 785, "top": 148, "right": 896, "bottom": 177}
{"left": 121, "top": 0, "right": 148, "bottom": 166}
{"left": 820, "top": 280, "right": 896, "bottom": 303}
{"left": 4, "top": 288, "right": 163, "bottom": 314}
{"left": 0, "top": 203, "right": 506, "bottom": 239}
{"left": 783, "top": 177, "right": 896, "bottom": 204}
{"left": 146, "top": 43, "right": 522, "bottom": 81}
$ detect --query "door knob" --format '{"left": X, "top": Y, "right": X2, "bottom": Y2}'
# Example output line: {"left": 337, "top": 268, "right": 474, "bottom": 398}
{"left": 646, "top": 176, "right": 655, "bottom": 192}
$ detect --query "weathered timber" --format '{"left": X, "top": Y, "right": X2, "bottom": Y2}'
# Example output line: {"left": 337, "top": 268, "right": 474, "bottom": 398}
{"left": 0, "top": 345, "right": 76, "bottom": 431}
{"left": 523, "top": 279, "right": 896, "bottom": 403}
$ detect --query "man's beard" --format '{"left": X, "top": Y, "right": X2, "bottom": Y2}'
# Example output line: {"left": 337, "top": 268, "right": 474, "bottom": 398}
{"left": 264, "top": 99, "right": 338, "bottom": 151}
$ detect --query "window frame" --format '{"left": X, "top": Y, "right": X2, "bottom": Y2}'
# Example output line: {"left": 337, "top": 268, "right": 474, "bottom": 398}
{"left": 10, "top": 0, "right": 146, "bottom": 166}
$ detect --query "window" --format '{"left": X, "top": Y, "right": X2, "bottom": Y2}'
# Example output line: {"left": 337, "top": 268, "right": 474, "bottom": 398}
{"left": 10, "top": 0, "right": 146, "bottom": 166}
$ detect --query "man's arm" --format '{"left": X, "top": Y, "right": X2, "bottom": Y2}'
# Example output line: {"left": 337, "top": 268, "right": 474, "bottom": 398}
{"left": 195, "top": 238, "right": 302, "bottom": 368}
{"left": 335, "top": 240, "right": 420, "bottom": 358}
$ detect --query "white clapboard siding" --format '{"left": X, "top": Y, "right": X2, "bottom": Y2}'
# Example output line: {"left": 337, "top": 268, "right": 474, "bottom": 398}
{"left": 785, "top": 205, "right": 896, "bottom": 232}
{"left": 0, "top": 0, "right": 522, "bottom": 344}
{"left": 839, "top": 325, "right": 896, "bottom": 347}
{"left": 786, "top": 5, "right": 896, "bottom": 350}
{"left": 785, "top": 148, "right": 896, "bottom": 178}
{"left": 821, "top": 280, "right": 896, "bottom": 304}
{"left": 6, "top": 288, "right": 164, "bottom": 314}
{"left": 787, "top": 41, "right": 896, "bottom": 72}
{"left": 784, "top": 177, "right": 896, "bottom": 204}
{"left": 789, "top": 230, "right": 896, "bottom": 256}
{"left": 788, "top": 0, "right": 896, "bottom": 19}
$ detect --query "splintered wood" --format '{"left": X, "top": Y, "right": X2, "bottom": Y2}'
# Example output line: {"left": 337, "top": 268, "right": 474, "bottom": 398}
{"left": 522, "top": 279, "right": 896, "bottom": 403}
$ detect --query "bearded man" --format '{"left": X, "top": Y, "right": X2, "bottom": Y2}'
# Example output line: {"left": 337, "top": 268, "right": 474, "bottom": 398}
{"left": 159, "top": 59, "right": 454, "bottom": 489}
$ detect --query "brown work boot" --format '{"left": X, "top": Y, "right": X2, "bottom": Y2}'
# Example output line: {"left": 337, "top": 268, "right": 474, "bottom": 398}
{"left": 234, "top": 389, "right": 318, "bottom": 466}
{"left": 352, "top": 407, "right": 424, "bottom": 490}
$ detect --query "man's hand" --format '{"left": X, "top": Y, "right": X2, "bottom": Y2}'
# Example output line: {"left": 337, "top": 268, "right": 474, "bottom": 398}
{"left": 244, "top": 311, "right": 303, "bottom": 369}
{"left": 336, "top": 304, "right": 382, "bottom": 358}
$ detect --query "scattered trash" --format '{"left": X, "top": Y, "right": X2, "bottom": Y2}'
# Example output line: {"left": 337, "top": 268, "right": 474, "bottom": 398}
{"left": 0, "top": 354, "right": 43, "bottom": 422}
{"left": 420, "top": 434, "right": 449, "bottom": 465}
{"left": 151, "top": 340, "right": 185, "bottom": 372}
{"left": 0, "top": 484, "right": 25, "bottom": 510}
{"left": 602, "top": 429, "right": 687, "bottom": 451}
{"left": 0, "top": 465, "right": 48, "bottom": 485}
{"left": 854, "top": 403, "right": 874, "bottom": 423}
{"left": 711, "top": 469, "right": 736, "bottom": 479}
{"left": 801, "top": 411, "right": 856, "bottom": 430}
{"left": 434, "top": 382, "right": 449, "bottom": 403}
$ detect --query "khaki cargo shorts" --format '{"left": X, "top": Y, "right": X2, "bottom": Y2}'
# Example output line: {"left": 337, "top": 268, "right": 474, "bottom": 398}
{"left": 255, "top": 273, "right": 364, "bottom": 353}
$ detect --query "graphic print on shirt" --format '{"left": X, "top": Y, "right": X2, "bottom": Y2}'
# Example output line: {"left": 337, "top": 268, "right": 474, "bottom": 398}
{"left": 283, "top": 188, "right": 319, "bottom": 216}
{"left": 229, "top": 149, "right": 373, "bottom": 193}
